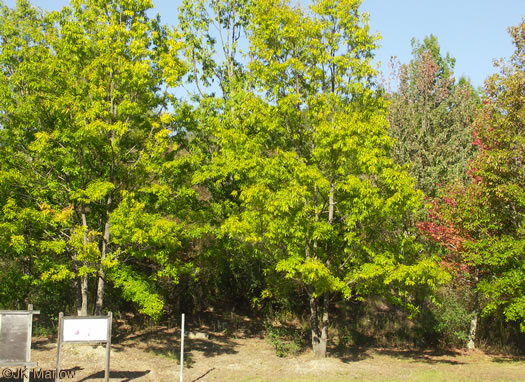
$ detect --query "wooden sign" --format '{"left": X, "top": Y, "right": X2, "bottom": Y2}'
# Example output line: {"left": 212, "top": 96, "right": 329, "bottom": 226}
{"left": 56, "top": 312, "right": 112, "bottom": 382}
{"left": 62, "top": 317, "right": 109, "bottom": 342}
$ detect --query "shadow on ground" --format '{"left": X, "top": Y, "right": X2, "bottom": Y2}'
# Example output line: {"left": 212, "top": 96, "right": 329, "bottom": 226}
{"left": 191, "top": 367, "right": 216, "bottom": 381}
{"left": 331, "top": 345, "right": 465, "bottom": 365}
{"left": 77, "top": 370, "right": 150, "bottom": 381}
{"left": 331, "top": 346, "right": 373, "bottom": 363}
{"left": 491, "top": 356, "right": 525, "bottom": 363}
{"left": 112, "top": 326, "right": 240, "bottom": 368}
{"left": 32, "top": 337, "right": 57, "bottom": 351}
{"left": 374, "top": 348, "right": 465, "bottom": 365}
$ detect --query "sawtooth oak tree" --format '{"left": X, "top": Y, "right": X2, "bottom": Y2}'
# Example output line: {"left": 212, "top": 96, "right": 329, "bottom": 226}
{"left": 0, "top": 0, "right": 187, "bottom": 317}
{"left": 177, "top": 0, "right": 269, "bottom": 312}
{"left": 189, "top": 0, "right": 447, "bottom": 357}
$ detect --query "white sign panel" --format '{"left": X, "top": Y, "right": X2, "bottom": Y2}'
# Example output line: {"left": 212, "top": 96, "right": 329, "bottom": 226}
{"left": 63, "top": 318, "right": 108, "bottom": 342}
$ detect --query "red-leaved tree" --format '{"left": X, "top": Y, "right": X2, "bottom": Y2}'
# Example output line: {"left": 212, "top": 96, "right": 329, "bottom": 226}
{"left": 419, "top": 19, "right": 525, "bottom": 349}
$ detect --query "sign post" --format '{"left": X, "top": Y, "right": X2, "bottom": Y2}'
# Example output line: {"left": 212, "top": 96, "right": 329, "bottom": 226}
{"left": 56, "top": 312, "right": 112, "bottom": 382}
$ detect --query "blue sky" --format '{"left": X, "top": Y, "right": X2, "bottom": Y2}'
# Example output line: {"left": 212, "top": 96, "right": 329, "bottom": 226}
{"left": 360, "top": 0, "right": 523, "bottom": 89}
{"left": 3, "top": 0, "right": 523, "bottom": 88}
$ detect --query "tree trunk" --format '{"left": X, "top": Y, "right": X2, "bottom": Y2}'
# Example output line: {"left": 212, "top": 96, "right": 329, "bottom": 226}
{"left": 310, "top": 294, "right": 321, "bottom": 356}
{"left": 95, "top": 194, "right": 112, "bottom": 316}
{"left": 467, "top": 290, "right": 479, "bottom": 350}
{"left": 320, "top": 292, "right": 329, "bottom": 356}
{"left": 328, "top": 181, "right": 334, "bottom": 223}
{"left": 79, "top": 211, "right": 89, "bottom": 316}
{"left": 94, "top": 219, "right": 109, "bottom": 316}
{"left": 80, "top": 275, "right": 89, "bottom": 316}
{"left": 309, "top": 181, "right": 334, "bottom": 357}
{"left": 310, "top": 293, "right": 329, "bottom": 358}
{"left": 72, "top": 255, "right": 83, "bottom": 315}
{"left": 73, "top": 278, "right": 82, "bottom": 315}
{"left": 308, "top": 180, "right": 333, "bottom": 358}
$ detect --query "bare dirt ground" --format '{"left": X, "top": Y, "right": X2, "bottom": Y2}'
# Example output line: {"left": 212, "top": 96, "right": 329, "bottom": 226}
{"left": 2, "top": 318, "right": 524, "bottom": 382}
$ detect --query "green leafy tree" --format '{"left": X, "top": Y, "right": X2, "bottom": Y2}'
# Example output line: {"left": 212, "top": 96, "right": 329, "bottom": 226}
{"left": 0, "top": 0, "right": 70, "bottom": 310}
{"left": 388, "top": 35, "right": 480, "bottom": 197}
{"left": 193, "top": 0, "right": 447, "bottom": 357}
{"left": 177, "top": 0, "right": 273, "bottom": 312}
{"left": 0, "top": 0, "right": 186, "bottom": 317}
{"left": 420, "top": 19, "right": 525, "bottom": 347}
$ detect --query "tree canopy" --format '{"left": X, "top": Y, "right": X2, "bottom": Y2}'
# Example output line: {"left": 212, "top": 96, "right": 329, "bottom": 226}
{"left": 0, "top": 0, "right": 523, "bottom": 356}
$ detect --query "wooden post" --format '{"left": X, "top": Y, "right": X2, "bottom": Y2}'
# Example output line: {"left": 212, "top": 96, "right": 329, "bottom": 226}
{"left": 105, "top": 312, "right": 112, "bottom": 382}
{"left": 55, "top": 312, "right": 63, "bottom": 382}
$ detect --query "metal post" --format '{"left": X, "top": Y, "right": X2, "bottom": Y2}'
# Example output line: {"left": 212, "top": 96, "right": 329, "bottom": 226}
{"left": 55, "top": 313, "right": 63, "bottom": 382}
{"left": 24, "top": 304, "right": 33, "bottom": 382}
{"left": 105, "top": 312, "right": 112, "bottom": 382}
{"left": 180, "top": 313, "right": 185, "bottom": 382}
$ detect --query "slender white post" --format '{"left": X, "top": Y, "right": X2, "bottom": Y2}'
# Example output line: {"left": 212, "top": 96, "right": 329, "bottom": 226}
{"left": 180, "top": 313, "right": 185, "bottom": 382}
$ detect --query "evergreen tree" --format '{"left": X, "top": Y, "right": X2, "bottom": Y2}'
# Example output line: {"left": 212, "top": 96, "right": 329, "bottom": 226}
{"left": 388, "top": 35, "right": 480, "bottom": 197}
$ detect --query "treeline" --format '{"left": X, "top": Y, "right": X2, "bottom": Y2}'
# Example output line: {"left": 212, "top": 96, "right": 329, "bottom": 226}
{"left": 0, "top": 0, "right": 523, "bottom": 356}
